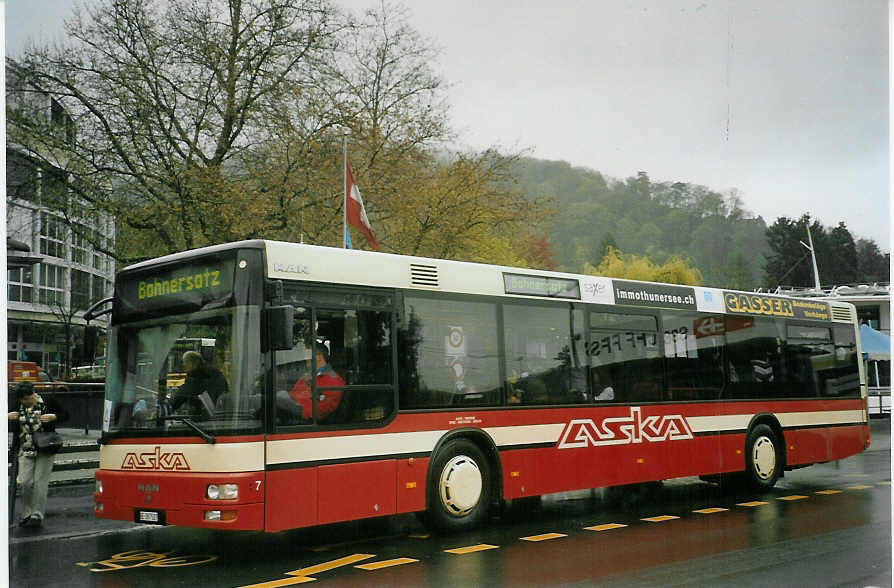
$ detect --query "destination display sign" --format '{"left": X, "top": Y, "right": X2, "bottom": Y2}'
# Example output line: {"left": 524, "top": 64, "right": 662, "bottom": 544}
{"left": 503, "top": 273, "right": 581, "bottom": 299}
{"left": 612, "top": 280, "right": 697, "bottom": 310}
{"left": 118, "top": 257, "right": 235, "bottom": 317}
{"left": 722, "top": 291, "right": 830, "bottom": 321}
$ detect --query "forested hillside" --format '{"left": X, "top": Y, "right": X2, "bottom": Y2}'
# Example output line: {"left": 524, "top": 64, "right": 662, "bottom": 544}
{"left": 512, "top": 158, "right": 769, "bottom": 289}
{"left": 511, "top": 158, "right": 889, "bottom": 290}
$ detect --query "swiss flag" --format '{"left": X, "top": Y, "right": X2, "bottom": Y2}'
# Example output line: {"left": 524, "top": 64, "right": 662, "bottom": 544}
{"left": 345, "top": 159, "right": 379, "bottom": 250}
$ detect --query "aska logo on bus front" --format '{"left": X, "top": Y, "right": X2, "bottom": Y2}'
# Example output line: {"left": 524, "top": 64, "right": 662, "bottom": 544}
{"left": 557, "top": 407, "right": 694, "bottom": 449}
{"left": 121, "top": 447, "right": 191, "bottom": 471}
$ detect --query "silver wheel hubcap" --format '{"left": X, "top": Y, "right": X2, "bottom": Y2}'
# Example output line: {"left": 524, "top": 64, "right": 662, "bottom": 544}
{"left": 752, "top": 435, "right": 776, "bottom": 480}
{"left": 439, "top": 454, "right": 483, "bottom": 516}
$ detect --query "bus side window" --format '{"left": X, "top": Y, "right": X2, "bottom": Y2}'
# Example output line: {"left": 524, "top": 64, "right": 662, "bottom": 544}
{"left": 589, "top": 312, "right": 662, "bottom": 404}
{"left": 825, "top": 325, "right": 861, "bottom": 397}
{"left": 725, "top": 316, "right": 788, "bottom": 399}
{"left": 398, "top": 296, "right": 500, "bottom": 409}
{"left": 316, "top": 307, "right": 394, "bottom": 425}
{"left": 662, "top": 312, "right": 724, "bottom": 401}
{"left": 503, "top": 303, "right": 586, "bottom": 406}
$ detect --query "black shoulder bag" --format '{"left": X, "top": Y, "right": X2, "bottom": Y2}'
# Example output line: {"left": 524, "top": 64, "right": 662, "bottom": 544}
{"left": 32, "top": 430, "right": 63, "bottom": 454}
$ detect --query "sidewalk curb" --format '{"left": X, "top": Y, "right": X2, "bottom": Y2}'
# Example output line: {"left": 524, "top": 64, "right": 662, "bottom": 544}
{"left": 10, "top": 523, "right": 149, "bottom": 545}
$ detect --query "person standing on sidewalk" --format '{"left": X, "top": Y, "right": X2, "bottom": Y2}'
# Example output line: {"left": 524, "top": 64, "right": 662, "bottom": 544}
{"left": 7, "top": 382, "right": 60, "bottom": 528}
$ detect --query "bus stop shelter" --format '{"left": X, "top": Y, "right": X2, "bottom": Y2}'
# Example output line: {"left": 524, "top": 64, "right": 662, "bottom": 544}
{"left": 860, "top": 324, "right": 891, "bottom": 415}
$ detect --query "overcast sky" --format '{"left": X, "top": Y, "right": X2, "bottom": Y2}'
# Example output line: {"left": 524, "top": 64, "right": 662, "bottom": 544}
{"left": 6, "top": 0, "right": 891, "bottom": 249}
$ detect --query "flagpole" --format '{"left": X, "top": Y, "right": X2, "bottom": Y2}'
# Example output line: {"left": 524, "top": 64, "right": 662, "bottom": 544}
{"left": 343, "top": 131, "right": 348, "bottom": 249}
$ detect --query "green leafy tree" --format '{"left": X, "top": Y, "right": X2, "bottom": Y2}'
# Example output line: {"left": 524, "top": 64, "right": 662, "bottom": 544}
{"left": 825, "top": 222, "right": 859, "bottom": 285}
{"left": 764, "top": 215, "right": 817, "bottom": 288}
{"left": 856, "top": 238, "right": 890, "bottom": 283}
{"left": 763, "top": 215, "right": 875, "bottom": 288}
{"left": 724, "top": 252, "right": 755, "bottom": 290}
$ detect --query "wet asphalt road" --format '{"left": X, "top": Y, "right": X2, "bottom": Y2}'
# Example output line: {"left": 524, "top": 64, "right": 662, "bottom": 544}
{"left": 9, "top": 419, "right": 892, "bottom": 587}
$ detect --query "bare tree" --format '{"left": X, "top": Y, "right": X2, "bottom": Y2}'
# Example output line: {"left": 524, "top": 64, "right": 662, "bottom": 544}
{"left": 281, "top": 3, "right": 546, "bottom": 259}
{"left": 246, "top": 1, "right": 453, "bottom": 248}
{"left": 9, "top": 0, "right": 343, "bottom": 259}
{"left": 46, "top": 299, "right": 81, "bottom": 379}
{"left": 10, "top": 0, "right": 549, "bottom": 266}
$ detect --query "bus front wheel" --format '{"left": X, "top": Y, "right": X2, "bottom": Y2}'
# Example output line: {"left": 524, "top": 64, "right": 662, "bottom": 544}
{"left": 745, "top": 424, "right": 782, "bottom": 490}
{"left": 424, "top": 439, "right": 491, "bottom": 533}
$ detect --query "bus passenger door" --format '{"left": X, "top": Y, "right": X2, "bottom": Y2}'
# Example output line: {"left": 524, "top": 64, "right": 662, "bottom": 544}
{"left": 267, "top": 287, "right": 398, "bottom": 531}
{"left": 662, "top": 313, "right": 726, "bottom": 477}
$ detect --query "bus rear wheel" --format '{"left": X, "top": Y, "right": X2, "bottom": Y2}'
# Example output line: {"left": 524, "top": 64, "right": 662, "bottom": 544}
{"left": 745, "top": 424, "right": 782, "bottom": 490}
{"left": 424, "top": 439, "right": 491, "bottom": 533}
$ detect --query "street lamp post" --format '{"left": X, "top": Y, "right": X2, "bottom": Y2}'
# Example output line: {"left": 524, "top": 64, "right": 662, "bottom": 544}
{"left": 799, "top": 225, "right": 822, "bottom": 291}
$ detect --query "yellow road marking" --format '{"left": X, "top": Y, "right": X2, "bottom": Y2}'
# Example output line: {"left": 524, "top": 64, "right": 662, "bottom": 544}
{"left": 693, "top": 507, "right": 728, "bottom": 514}
{"left": 408, "top": 533, "right": 431, "bottom": 539}
{"left": 777, "top": 495, "right": 808, "bottom": 501}
{"left": 846, "top": 485, "right": 872, "bottom": 490}
{"left": 239, "top": 554, "right": 375, "bottom": 588}
{"left": 238, "top": 576, "right": 316, "bottom": 588}
{"left": 355, "top": 558, "right": 418, "bottom": 571}
{"left": 584, "top": 523, "right": 628, "bottom": 531}
{"left": 641, "top": 515, "right": 679, "bottom": 522}
{"left": 445, "top": 544, "right": 500, "bottom": 554}
{"left": 287, "top": 554, "right": 375, "bottom": 577}
{"left": 521, "top": 532, "right": 567, "bottom": 542}
{"left": 737, "top": 501, "right": 767, "bottom": 507}
{"left": 816, "top": 490, "right": 842, "bottom": 495}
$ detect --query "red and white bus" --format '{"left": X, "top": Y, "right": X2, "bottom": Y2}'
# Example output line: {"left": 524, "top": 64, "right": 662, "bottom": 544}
{"left": 93, "top": 240, "right": 869, "bottom": 532}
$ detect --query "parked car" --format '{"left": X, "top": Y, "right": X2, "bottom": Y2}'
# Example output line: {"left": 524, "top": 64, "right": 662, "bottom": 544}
{"left": 7, "top": 360, "right": 69, "bottom": 393}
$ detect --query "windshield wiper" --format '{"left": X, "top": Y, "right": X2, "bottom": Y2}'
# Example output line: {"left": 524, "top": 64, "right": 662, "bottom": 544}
{"left": 159, "top": 415, "right": 216, "bottom": 444}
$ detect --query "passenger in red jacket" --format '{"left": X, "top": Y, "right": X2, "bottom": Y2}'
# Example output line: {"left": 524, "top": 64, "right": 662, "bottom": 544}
{"left": 289, "top": 347, "right": 345, "bottom": 421}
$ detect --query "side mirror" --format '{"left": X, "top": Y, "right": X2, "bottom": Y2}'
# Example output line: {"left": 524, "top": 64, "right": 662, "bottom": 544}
{"left": 263, "top": 305, "right": 295, "bottom": 352}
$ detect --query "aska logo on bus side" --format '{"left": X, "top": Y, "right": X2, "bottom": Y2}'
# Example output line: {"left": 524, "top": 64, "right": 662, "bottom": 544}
{"left": 121, "top": 446, "right": 191, "bottom": 471}
{"left": 557, "top": 407, "right": 694, "bottom": 449}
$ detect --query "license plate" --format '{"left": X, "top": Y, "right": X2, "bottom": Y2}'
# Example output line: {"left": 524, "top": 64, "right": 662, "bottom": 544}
{"left": 137, "top": 510, "right": 161, "bottom": 524}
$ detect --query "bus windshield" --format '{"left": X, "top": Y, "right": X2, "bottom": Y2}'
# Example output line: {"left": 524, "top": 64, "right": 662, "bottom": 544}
{"left": 104, "top": 305, "right": 264, "bottom": 435}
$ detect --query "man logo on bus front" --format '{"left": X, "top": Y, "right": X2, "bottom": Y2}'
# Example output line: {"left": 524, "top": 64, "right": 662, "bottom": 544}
{"left": 557, "top": 407, "right": 693, "bottom": 449}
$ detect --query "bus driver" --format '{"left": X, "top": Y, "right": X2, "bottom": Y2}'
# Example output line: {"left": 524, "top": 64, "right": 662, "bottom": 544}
{"left": 170, "top": 351, "right": 228, "bottom": 416}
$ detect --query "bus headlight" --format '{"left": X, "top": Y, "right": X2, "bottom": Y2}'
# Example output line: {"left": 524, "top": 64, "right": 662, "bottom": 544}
{"left": 206, "top": 483, "right": 238, "bottom": 500}
{"left": 95, "top": 479, "right": 103, "bottom": 494}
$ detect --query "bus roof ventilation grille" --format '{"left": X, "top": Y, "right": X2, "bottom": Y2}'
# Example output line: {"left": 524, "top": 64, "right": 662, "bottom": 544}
{"left": 831, "top": 306, "right": 853, "bottom": 322}
{"left": 410, "top": 263, "right": 439, "bottom": 288}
